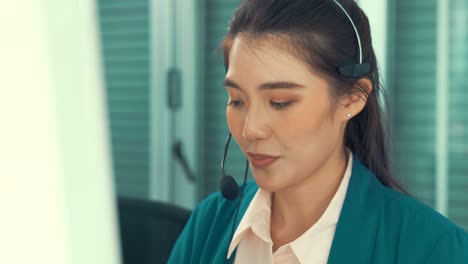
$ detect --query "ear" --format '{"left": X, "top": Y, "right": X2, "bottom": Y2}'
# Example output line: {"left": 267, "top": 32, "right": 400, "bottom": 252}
{"left": 338, "top": 78, "right": 373, "bottom": 120}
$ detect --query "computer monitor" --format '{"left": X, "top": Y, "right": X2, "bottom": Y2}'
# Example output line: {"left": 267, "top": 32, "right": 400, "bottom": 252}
{"left": 0, "top": 1, "right": 121, "bottom": 264}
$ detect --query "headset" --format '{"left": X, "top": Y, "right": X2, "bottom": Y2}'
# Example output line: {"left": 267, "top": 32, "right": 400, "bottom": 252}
{"left": 220, "top": 133, "right": 249, "bottom": 264}
{"left": 333, "top": 0, "right": 371, "bottom": 78}
{"left": 220, "top": 1, "right": 370, "bottom": 262}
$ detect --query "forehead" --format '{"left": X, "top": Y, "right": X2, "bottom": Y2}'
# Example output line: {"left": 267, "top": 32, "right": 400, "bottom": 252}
{"left": 226, "top": 36, "right": 326, "bottom": 87}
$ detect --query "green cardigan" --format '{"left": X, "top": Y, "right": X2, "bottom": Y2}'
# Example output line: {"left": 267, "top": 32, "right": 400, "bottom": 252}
{"left": 168, "top": 156, "right": 468, "bottom": 263}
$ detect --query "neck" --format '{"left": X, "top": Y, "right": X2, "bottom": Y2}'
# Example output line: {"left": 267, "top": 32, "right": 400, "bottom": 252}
{"left": 270, "top": 147, "right": 349, "bottom": 248}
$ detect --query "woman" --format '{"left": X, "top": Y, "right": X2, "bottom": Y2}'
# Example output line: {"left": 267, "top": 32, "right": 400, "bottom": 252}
{"left": 168, "top": 0, "right": 468, "bottom": 263}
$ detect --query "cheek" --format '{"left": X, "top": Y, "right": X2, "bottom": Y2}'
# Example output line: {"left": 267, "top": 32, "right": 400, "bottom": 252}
{"left": 226, "top": 108, "right": 246, "bottom": 143}
{"left": 226, "top": 108, "right": 241, "bottom": 129}
{"left": 277, "top": 96, "right": 332, "bottom": 140}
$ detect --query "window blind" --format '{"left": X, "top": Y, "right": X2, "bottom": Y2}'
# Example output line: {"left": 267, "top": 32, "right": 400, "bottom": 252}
{"left": 391, "top": 0, "right": 437, "bottom": 208}
{"left": 392, "top": 0, "right": 468, "bottom": 230}
{"left": 97, "top": 0, "right": 150, "bottom": 198}
{"left": 448, "top": 0, "right": 468, "bottom": 231}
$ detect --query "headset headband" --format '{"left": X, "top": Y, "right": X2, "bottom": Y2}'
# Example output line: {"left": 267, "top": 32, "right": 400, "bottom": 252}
{"left": 331, "top": 0, "right": 371, "bottom": 78}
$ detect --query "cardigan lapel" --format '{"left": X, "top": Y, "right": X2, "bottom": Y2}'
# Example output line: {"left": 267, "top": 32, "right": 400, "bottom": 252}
{"left": 327, "top": 155, "right": 384, "bottom": 264}
{"left": 215, "top": 182, "right": 259, "bottom": 264}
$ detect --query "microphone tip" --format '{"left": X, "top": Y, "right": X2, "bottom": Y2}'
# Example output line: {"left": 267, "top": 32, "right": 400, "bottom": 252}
{"left": 220, "top": 175, "right": 240, "bottom": 200}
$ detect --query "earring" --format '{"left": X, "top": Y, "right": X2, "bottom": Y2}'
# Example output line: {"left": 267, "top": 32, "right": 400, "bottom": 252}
{"left": 346, "top": 113, "right": 352, "bottom": 118}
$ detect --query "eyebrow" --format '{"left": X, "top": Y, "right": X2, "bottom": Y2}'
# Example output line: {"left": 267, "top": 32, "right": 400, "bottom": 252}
{"left": 223, "top": 78, "right": 305, "bottom": 90}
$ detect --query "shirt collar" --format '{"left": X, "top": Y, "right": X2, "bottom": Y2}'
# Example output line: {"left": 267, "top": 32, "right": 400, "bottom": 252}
{"left": 227, "top": 151, "right": 353, "bottom": 261}
{"left": 227, "top": 187, "right": 273, "bottom": 258}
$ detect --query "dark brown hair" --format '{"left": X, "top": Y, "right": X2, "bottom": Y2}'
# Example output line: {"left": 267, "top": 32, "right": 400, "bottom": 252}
{"left": 222, "top": 0, "right": 406, "bottom": 192}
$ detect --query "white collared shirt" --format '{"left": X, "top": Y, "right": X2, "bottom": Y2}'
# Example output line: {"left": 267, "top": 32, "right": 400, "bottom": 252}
{"left": 227, "top": 152, "right": 353, "bottom": 264}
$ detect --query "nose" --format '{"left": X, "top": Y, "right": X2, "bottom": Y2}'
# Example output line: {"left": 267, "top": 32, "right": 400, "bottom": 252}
{"left": 242, "top": 109, "right": 269, "bottom": 141}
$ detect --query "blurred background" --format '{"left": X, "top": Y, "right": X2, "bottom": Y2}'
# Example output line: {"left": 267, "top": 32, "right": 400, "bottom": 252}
{"left": 1, "top": 0, "right": 467, "bottom": 263}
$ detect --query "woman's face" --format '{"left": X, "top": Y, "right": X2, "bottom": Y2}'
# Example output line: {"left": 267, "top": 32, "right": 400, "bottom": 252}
{"left": 225, "top": 36, "right": 349, "bottom": 193}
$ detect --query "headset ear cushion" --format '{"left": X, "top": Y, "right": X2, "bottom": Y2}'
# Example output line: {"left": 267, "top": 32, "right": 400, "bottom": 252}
{"left": 338, "top": 63, "right": 371, "bottom": 78}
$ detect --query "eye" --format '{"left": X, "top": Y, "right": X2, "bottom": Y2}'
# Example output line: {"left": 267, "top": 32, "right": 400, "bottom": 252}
{"left": 227, "top": 99, "right": 243, "bottom": 107}
{"left": 270, "top": 101, "right": 293, "bottom": 110}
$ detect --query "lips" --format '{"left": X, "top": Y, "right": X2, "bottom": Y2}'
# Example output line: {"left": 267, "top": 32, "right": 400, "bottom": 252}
{"left": 247, "top": 152, "right": 279, "bottom": 168}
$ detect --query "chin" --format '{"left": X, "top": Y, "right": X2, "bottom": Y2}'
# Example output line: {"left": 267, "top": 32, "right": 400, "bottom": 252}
{"left": 252, "top": 173, "right": 283, "bottom": 193}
